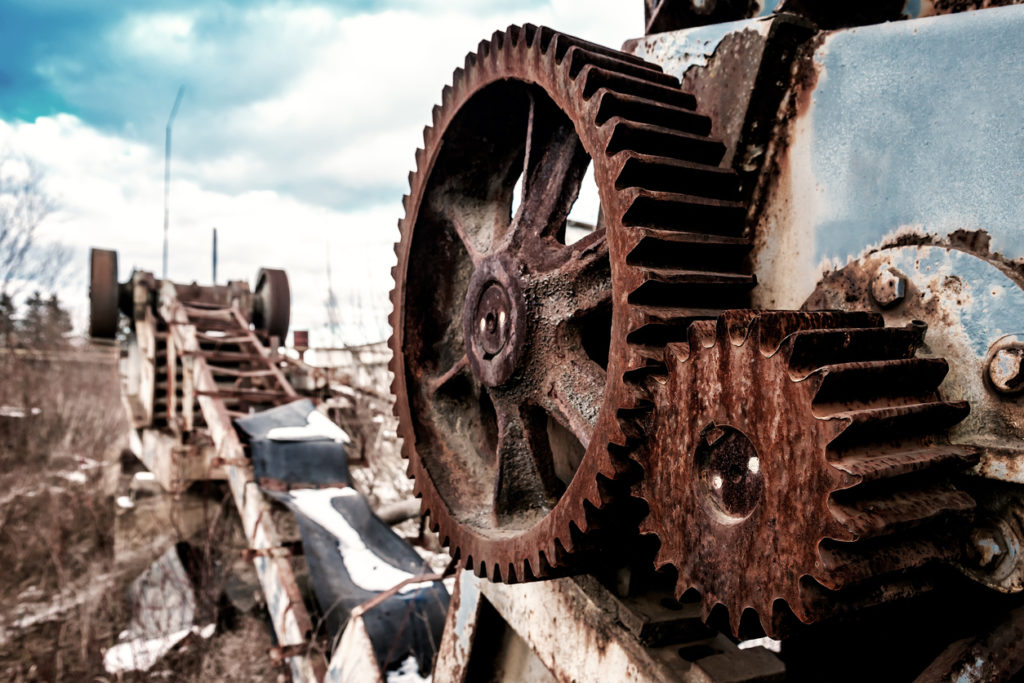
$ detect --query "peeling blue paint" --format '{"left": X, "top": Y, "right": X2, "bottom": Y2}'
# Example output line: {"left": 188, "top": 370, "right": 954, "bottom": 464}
{"left": 805, "top": 6, "right": 1024, "bottom": 264}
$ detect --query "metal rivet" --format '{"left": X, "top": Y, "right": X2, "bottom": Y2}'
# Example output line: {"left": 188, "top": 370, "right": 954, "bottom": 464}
{"left": 972, "top": 528, "right": 1005, "bottom": 569}
{"left": 988, "top": 345, "right": 1024, "bottom": 395}
{"left": 870, "top": 267, "right": 907, "bottom": 308}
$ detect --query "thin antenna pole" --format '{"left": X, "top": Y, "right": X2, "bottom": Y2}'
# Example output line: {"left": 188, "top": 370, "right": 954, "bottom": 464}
{"left": 162, "top": 85, "right": 185, "bottom": 280}
{"left": 211, "top": 227, "right": 218, "bottom": 284}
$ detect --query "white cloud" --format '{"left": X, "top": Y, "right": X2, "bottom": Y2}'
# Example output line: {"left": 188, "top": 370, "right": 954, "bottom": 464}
{"left": 1, "top": 0, "right": 643, "bottom": 345}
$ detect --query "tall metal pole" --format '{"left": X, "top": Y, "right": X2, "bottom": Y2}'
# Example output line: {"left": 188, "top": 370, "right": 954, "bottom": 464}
{"left": 162, "top": 85, "right": 185, "bottom": 280}
{"left": 212, "top": 227, "right": 218, "bottom": 284}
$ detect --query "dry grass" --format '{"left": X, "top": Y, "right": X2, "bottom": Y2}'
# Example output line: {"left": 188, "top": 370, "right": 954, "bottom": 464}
{"left": 0, "top": 346, "right": 129, "bottom": 680}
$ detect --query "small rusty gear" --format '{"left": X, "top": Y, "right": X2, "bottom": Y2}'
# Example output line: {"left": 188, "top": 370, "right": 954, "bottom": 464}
{"left": 389, "top": 25, "right": 754, "bottom": 582}
{"left": 635, "top": 310, "right": 979, "bottom": 635}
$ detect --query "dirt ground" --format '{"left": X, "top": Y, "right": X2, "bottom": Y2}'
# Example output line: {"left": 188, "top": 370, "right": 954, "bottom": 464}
{"left": 0, "top": 343, "right": 442, "bottom": 681}
{"left": 0, "top": 349, "right": 285, "bottom": 682}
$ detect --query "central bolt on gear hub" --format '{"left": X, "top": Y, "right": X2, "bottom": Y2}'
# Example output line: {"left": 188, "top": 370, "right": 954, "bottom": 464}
{"left": 635, "top": 310, "right": 980, "bottom": 635}
{"left": 389, "top": 25, "right": 753, "bottom": 582}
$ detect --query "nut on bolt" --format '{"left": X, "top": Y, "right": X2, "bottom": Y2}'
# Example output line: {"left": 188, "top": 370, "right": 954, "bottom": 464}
{"left": 971, "top": 527, "right": 1005, "bottom": 570}
{"left": 870, "top": 267, "right": 907, "bottom": 308}
{"left": 988, "top": 345, "right": 1024, "bottom": 395}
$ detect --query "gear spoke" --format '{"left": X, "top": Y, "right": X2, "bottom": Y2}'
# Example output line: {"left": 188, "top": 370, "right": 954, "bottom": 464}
{"left": 492, "top": 395, "right": 561, "bottom": 518}
{"left": 544, "top": 353, "right": 605, "bottom": 448}
{"left": 542, "top": 230, "right": 611, "bottom": 318}
{"left": 450, "top": 213, "right": 484, "bottom": 264}
{"left": 510, "top": 97, "right": 591, "bottom": 250}
{"left": 425, "top": 353, "right": 471, "bottom": 398}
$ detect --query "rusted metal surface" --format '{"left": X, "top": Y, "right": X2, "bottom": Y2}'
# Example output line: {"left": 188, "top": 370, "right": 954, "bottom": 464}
{"left": 637, "top": 310, "right": 978, "bottom": 634}
{"left": 252, "top": 267, "right": 291, "bottom": 343}
{"left": 805, "top": 246, "right": 1024, "bottom": 485}
{"left": 389, "top": 24, "right": 752, "bottom": 582}
{"left": 642, "top": 0, "right": 1024, "bottom": 33}
{"left": 747, "top": 7, "right": 1024, "bottom": 313}
{"left": 88, "top": 248, "right": 120, "bottom": 339}
{"left": 159, "top": 294, "right": 325, "bottom": 680}
{"left": 626, "top": 14, "right": 813, "bottom": 188}
{"left": 914, "top": 603, "right": 1024, "bottom": 682}
{"left": 432, "top": 569, "right": 482, "bottom": 682}
{"left": 94, "top": 255, "right": 326, "bottom": 680}
{"left": 988, "top": 341, "right": 1024, "bottom": 396}
{"left": 957, "top": 491, "right": 1024, "bottom": 593}
{"left": 438, "top": 570, "right": 786, "bottom": 682}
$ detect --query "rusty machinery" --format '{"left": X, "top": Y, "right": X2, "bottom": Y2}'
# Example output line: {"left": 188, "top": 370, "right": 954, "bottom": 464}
{"left": 390, "top": 3, "right": 1024, "bottom": 680}
{"left": 88, "top": 250, "right": 335, "bottom": 678}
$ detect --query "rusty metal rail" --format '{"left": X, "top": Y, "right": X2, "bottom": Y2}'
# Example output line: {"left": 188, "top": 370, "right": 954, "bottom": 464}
{"left": 156, "top": 286, "right": 326, "bottom": 680}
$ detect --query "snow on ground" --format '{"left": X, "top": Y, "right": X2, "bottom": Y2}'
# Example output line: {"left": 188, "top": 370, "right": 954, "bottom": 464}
{"left": 289, "top": 487, "right": 435, "bottom": 594}
{"left": 386, "top": 655, "right": 431, "bottom": 683}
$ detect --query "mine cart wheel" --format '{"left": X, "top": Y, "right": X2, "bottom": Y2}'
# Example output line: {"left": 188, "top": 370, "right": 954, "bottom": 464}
{"left": 389, "top": 24, "right": 753, "bottom": 582}
{"left": 89, "top": 248, "right": 120, "bottom": 339}
{"left": 252, "top": 267, "right": 291, "bottom": 343}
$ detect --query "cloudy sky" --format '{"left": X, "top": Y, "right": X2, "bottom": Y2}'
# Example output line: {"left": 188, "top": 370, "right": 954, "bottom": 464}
{"left": 0, "top": 0, "right": 640, "bottom": 345}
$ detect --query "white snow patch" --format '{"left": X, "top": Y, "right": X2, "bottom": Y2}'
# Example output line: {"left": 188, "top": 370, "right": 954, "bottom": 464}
{"left": 738, "top": 636, "right": 782, "bottom": 653}
{"left": 289, "top": 487, "right": 432, "bottom": 594}
{"left": 0, "top": 406, "right": 41, "bottom": 418}
{"left": 59, "top": 471, "right": 87, "bottom": 484}
{"left": 104, "top": 628, "right": 192, "bottom": 673}
{"left": 386, "top": 655, "right": 430, "bottom": 683}
{"left": 103, "top": 623, "right": 215, "bottom": 674}
{"left": 266, "top": 408, "right": 351, "bottom": 444}
{"left": 116, "top": 495, "right": 135, "bottom": 509}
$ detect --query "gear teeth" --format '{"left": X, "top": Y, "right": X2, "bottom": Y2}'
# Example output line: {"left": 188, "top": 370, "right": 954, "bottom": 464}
{"left": 785, "top": 323, "right": 927, "bottom": 374}
{"left": 580, "top": 66, "right": 696, "bottom": 108}
{"left": 550, "top": 30, "right": 650, "bottom": 66}
{"left": 596, "top": 92, "right": 704, "bottom": 133}
{"left": 617, "top": 152, "right": 734, "bottom": 196}
{"left": 565, "top": 46, "right": 677, "bottom": 85}
{"left": 833, "top": 444, "right": 979, "bottom": 482}
{"left": 830, "top": 401, "right": 971, "bottom": 450}
{"left": 607, "top": 119, "right": 727, "bottom": 165}
{"left": 621, "top": 189, "right": 745, "bottom": 232}
{"left": 830, "top": 486, "right": 975, "bottom": 540}
{"left": 636, "top": 311, "right": 979, "bottom": 636}
{"left": 813, "top": 358, "right": 950, "bottom": 407}
{"left": 536, "top": 26, "right": 557, "bottom": 53}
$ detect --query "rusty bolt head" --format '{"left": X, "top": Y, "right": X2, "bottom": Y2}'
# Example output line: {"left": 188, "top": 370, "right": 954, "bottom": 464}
{"left": 971, "top": 528, "right": 1006, "bottom": 570}
{"left": 870, "top": 267, "right": 907, "bottom": 308}
{"left": 475, "top": 283, "right": 512, "bottom": 357}
{"left": 988, "top": 346, "right": 1024, "bottom": 395}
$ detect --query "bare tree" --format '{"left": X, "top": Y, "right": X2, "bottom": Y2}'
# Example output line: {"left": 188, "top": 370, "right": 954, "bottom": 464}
{"left": 0, "top": 153, "right": 70, "bottom": 296}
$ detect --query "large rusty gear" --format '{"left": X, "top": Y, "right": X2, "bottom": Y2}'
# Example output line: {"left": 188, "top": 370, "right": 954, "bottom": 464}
{"left": 389, "top": 25, "right": 753, "bottom": 582}
{"left": 635, "top": 310, "right": 980, "bottom": 635}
